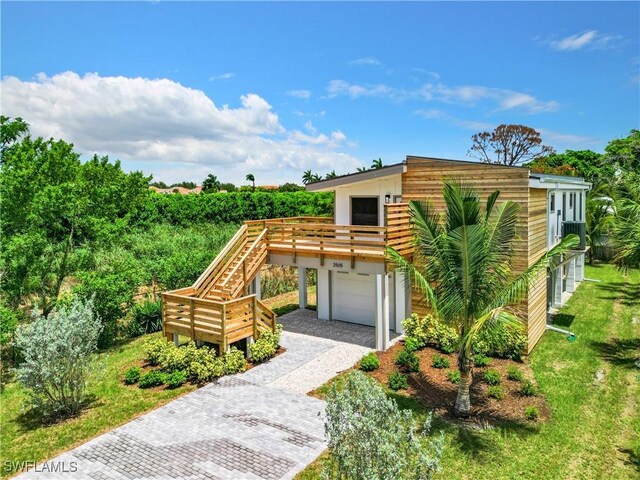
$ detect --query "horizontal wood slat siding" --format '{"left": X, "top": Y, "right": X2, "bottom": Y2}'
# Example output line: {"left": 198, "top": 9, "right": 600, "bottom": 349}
{"left": 403, "top": 157, "right": 548, "bottom": 352}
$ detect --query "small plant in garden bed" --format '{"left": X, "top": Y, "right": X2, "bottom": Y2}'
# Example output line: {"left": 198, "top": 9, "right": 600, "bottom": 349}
{"left": 520, "top": 380, "right": 536, "bottom": 396}
{"left": 447, "top": 369, "right": 461, "bottom": 384}
{"left": 507, "top": 366, "right": 524, "bottom": 382}
{"left": 388, "top": 372, "right": 409, "bottom": 390}
{"left": 431, "top": 354, "right": 450, "bottom": 369}
{"left": 165, "top": 370, "right": 187, "bottom": 389}
{"left": 138, "top": 371, "right": 166, "bottom": 389}
{"left": 404, "top": 336, "right": 421, "bottom": 353}
{"left": 524, "top": 405, "right": 539, "bottom": 421}
{"left": 123, "top": 366, "right": 141, "bottom": 385}
{"left": 487, "top": 386, "right": 505, "bottom": 400}
{"left": 359, "top": 352, "right": 380, "bottom": 372}
{"left": 396, "top": 348, "right": 420, "bottom": 372}
{"left": 473, "top": 353, "right": 491, "bottom": 367}
{"left": 484, "top": 369, "right": 501, "bottom": 385}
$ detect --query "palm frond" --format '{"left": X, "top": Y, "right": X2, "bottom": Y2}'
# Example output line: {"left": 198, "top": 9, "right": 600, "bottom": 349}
{"left": 485, "top": 189, "right": 500, "bottom": 223}
{"left": 461, "top": 307, "right": 523, "bottom": 353}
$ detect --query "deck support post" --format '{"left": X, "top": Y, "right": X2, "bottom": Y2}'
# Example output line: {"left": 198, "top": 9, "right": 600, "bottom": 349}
{"left": 575, "top": 253, "right": 584, "bottom": 282}
{"left": 172, "top": 332, "right": 179, "bottom": 346}
{"left": 552, "top": 263, "right": 563, "bottom": 307}
{"left": 566, "top": 255, "right": 576, "bottom": 293}
{"left": 375, "top": 273, "right": 390, "bottom": 351}
{"left": 298, "top": 267, "right": 308, "bottom": 309}
{"left": 394, "top": 270, "right": 409, "bottom": 334}
{"left": 249, "top": 271, "right": 261, "bottom": 300}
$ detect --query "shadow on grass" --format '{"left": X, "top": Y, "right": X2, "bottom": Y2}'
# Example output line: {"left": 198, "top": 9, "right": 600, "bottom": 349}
{"left": 16, "top": 394, "right": 100, "bottom": 432}
{"left": 596, "top": 281, "right": 640, "bottom": 307}
{"left": 589, "top": 337, "right": 640, "bottom": 370}
{"left": 617, "top": 446, "right": 640, "bottom": 471}
{"left": 549, "top": 313, "right": 576, "bottom": 328}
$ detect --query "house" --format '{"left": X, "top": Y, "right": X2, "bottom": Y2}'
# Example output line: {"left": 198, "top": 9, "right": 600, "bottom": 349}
{"left": 161, "top": 156, "right": 590, "bottom": 354}
{"left": 150, "top": 185, "right": 202, "bottom": 194}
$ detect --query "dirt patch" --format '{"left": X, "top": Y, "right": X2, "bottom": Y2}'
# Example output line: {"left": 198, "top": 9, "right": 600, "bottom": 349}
{"left": 368, "top": 342, "right": 551, "bottom": 425}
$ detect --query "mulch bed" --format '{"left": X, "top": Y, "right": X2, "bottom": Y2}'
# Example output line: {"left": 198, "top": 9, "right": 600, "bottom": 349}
{"left": 368, "top": 341, "right": 551, "bottom": 426}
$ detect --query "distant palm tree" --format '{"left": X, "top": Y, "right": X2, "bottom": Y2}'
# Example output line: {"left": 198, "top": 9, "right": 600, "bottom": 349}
{"left": 246, "top": 173, "right": 255, "bottom": 190}
{"left": 326, "top": 170, "right": 338, "bottom": 179}
{"left": 387, "top": 180, "right": 578, "bottom": 417}
{"left": 302, "top": 170, "right": 314, "bottom": 185}
{"left": 356, "top": 166, "right": 368, "bottom": 173}
{"left": 371, "top": 158, "right": 383, "bottom": 169}
{"left": 311, "top": 173, "right": 322, "bottom": 183}
{"left": 202, "top": 174, "right": 221, "bottom": 192}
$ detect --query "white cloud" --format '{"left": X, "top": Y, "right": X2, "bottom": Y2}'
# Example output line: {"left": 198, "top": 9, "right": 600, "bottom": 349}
{"left": 287, "top": 89, "right": 312, "bottom": 99}
{"left": 349, "top": 57, "right": 382, "bottom": 66}
{"left": 328, "top": 79, "right": 558, "bottom": 113}
{"left": 1, "top": 72, "right": 361, "bottom": 184}
{"left": 546, "top": 30, "right": 624, "bottom": 51}
{"left": 208, "top": 72, "right": 235, "bottom": 81}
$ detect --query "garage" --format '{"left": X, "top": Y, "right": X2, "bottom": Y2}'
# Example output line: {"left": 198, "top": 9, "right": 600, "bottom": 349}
{"left": 332, "top": 271, "right": 376, "bottom": 326}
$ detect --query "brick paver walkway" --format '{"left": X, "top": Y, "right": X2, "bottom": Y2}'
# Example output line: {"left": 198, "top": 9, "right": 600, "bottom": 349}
{"left": 16, "top": 311, "right": 376, "bottom": 480}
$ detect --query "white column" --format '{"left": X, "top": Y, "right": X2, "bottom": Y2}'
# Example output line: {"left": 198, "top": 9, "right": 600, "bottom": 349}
{"left": 173, "top": 332, "right": 179, "bottom": 346}
{"left": 394, "top": 270, "right": 408, "bottom": 334}
{"left": 552, "top": 265, "right": 563, "bottom": 307}
{"left": 317, "top": 269, "right": 331, "bottom": 320}
{"left": 375, "top": 273, "right": 390, "bottom": 351}
{"left": 249, "top": 271, "right": 262, "bottom": 300}
{"left": 576, "top": 253, "right": 585, "bottom": 282}
{"left": 298, "top": 267, "right": 308, "bottom": 309}
{"left": 566, "top": 257, "right": 576, "bottom": 293}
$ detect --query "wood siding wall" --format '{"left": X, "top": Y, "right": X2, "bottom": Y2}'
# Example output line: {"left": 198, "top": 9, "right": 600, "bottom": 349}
{"left": 402, "top": 157, "right": 548, "bottom": 352}
{"left": 527, "top": 188, "right": 549, "bottom": 350}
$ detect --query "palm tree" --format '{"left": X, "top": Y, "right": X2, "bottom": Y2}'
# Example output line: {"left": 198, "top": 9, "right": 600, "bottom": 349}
{"left": 311, "top": 173, "right": 322, "bottom": 183}
{"left": 202, "top": 174, "right": 221, "bottom": 193}
{"left": 371, "top": 157, "right": 383, "bottom": 169}
{"left": 387, "top": 181, "right": 577, "bottom": 417}
{"left": 612, "top": 173, "right": 640, "bottom": 269}
{"left": 585, "top": 184, "right": 614, "bottom": 264}
{"left": 245, "top": 173, "right": 255, "bottom": 190}
{"left": 356, "top": 166, "right": 368, "bottom": 173}
{"left": 302, "top": 170, "right": 314, "bottom": 185}
{"left": 326, "top": 170, "right": 338, "bottom": 180}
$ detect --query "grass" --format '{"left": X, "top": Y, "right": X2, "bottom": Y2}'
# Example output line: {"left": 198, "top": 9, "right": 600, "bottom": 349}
{"left": 0, "top": 333, "right": 195, "bottom": 478}
{"left": 297, "top": 264, "right": 640, "bottom": 480}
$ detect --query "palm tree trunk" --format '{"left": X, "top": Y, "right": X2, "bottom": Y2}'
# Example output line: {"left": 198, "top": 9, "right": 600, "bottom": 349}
{"left": 454, "top": 355, "right": 473, "bottom": 417}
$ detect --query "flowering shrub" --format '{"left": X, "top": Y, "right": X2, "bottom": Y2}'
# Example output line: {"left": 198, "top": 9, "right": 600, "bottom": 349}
{"left": 249, "top": 324, "right": 282, "bottom": 363}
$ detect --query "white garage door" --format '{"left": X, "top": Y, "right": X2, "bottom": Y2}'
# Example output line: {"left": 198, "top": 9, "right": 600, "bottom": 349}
{"left": 332, "top": 272, "right": 375, "bottom": 326}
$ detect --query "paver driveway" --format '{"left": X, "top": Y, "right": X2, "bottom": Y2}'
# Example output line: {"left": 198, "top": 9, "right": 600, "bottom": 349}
{"left": 16, "top": 310, "right": 373, "bottom": 480}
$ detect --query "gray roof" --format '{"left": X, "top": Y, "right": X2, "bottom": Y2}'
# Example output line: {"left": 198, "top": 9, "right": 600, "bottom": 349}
{"left": 305, "top": 162, "right": 406, "bottom": 191}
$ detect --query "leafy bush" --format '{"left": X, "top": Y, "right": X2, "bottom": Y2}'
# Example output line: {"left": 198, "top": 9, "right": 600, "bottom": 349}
{"left": 524, "top": 406, "right": 539, "bottom": 421}
{"left": 506, "top": 366, "right": 524, "bottom": 382}
{"left": 138, "top": 370, "right": 166, "bottom": 388}
{"left": 15, "top": 298, "right": 102, "bottom": 417}
{"left": 396, "top": 348, "right": 420, "bottom": 373}
{"left": 249, "top": 324, "right": 282, "bottom": 363}
{"left": 520, "top": 380, "right": 536, "bottom": 396}
{"left": 404, "top": 336, "right": 421, "bottom": 353}
{"left": 323, "top": 371, "right": 444, "bottom": 480}
{"left": 143, "top": 337, "right": 171, "bottom": 366}
{"left": 359, "top": 352, "right": 380, "bottom": 372}
{"left": 388, "top": 372, "right": 409, "bottom": 391}
{"left": 127, "top": 299, "right": 162, "bottom": 337}
{"left": 123, "top": 366, "right": 141, "bottom": 385}
{"left": 165, "top": 370, "right": 187, "bottom": 389}
{"left": 402, "top": 313, "right": 458, "bottom": 354}
{"left": 487, "top": 386, "right": 505, "bottom": 400}
{"left": 483, "top": 369, "right": 501, "bottom": 386}
{"left": 431, "top": 355, "right": 450, "bottom": 369}
{"left": 160, "top": 341, "right": 198, "bottom": 373}
{"left": 473, "top": 353, "right": 491, "bottom": 367}
{"left": 447, "top": 370, "right": 461, "bottom": 384}
{"left": 222, "top": 347, "right": 248, "bottom": 375}
{"left": 473, "top": 327, "right": 527, "bottom": 360}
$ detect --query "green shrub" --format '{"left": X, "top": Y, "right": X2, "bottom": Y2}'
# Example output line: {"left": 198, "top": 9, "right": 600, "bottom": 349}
{"left": 487, "top": 385, "right": 505, "bottom": 400}
{"left": 520, "top": 380, "right": 536, "bottom": 396}
{"left": 396, "top": 348, "right": 420, "bottom": 373}
{"left": 249, "top": 324, "right": 282, "bottom": 363}
{"left": 401, "top": 313, "right": 458, "bottom": 354}
{"left": 143, "top": 337, "right": 171, "bottom": 366}
{"left": 506, "top": 366, "right": 524, "bottom": 382}
{"left": 138, "top": 370, "right": 166, "bottom": 388}
{"left": 160, "top": 341, "right": 199, "bottom": 373}
{"left": 474, "top": 326, "right": 527, "bottom": 360}
{"left": 388, "top": 372, "right": 409, "bottom": 390}
{"left": 524, "top": 406, "right": 539, "bottom": 421}
{"left": 431, "top": 355, "right": 450, "bottom": 369}
{"left": 483, "top": 369, "right": 501, "bottom": 386}
{"left": 359, "top": 352, "right": 380, "bottom": 372}
{"left": 473, "top": 353, "right": 491, "bottom": 367}
{"left": 127, "top": 299, "right": 162, "bottom": 337}
{"left": 15, "top": 298, "right": 102, "bottom": 417}
{"left": 165, "top": 370, "right": 187, "bottom": 389}
{"left": 404, "top": 336, "right": 420, "bottom": 353}
{"left": 188, "top": 352, "right": 223, "bottom": 383}
{"left": 222, "top": 347, "right": 248, "bottom": 375}
{"left": 447, "top": 370, "right": 461, "bottom": 384}
{"left": 123, "top": 366, "right": 141, "bottom": 385}
{"left": 323, "top": 371, "right": 443, "bottom": 479}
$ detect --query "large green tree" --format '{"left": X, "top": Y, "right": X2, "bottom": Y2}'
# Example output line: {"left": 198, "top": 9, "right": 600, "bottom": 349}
{"left": 0, "top": 118, "right": 150, "bottom": 315}
{"left": 605, "top": 129, "right": 640, "bottom": 173}
{"left": 387, "top": 181, "right": 577, "bottom": 416}
{"left": 202, "top": 174, "right": 221, "bottom": 192}
{"left": 527, "top": 150, "right": 614, "bottom": 185}
{"left": 469, "top": 124, "right": 554, "bottom": 166}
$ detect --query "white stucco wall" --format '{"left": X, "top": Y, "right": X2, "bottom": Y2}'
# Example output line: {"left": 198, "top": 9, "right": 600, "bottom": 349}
{"left": 333, "top": 175, "right": 403, "bottom": 226}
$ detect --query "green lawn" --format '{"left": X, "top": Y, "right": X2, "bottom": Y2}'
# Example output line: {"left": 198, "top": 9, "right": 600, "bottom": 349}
{"left": 298, "top": 264, "right": 640, "bottom": 480}
{"left": 0, "top": 333, "right": 195, "bottom": 478}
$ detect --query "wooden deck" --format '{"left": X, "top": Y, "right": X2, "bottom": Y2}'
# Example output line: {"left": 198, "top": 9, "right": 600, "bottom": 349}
{"left": 162, "top": 203, "right": 413, "bottom": 350}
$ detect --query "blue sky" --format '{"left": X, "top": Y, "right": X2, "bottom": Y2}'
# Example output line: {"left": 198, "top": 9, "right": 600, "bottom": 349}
{"left": 2, "top": 1, "right": 638, "bottom": 185}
